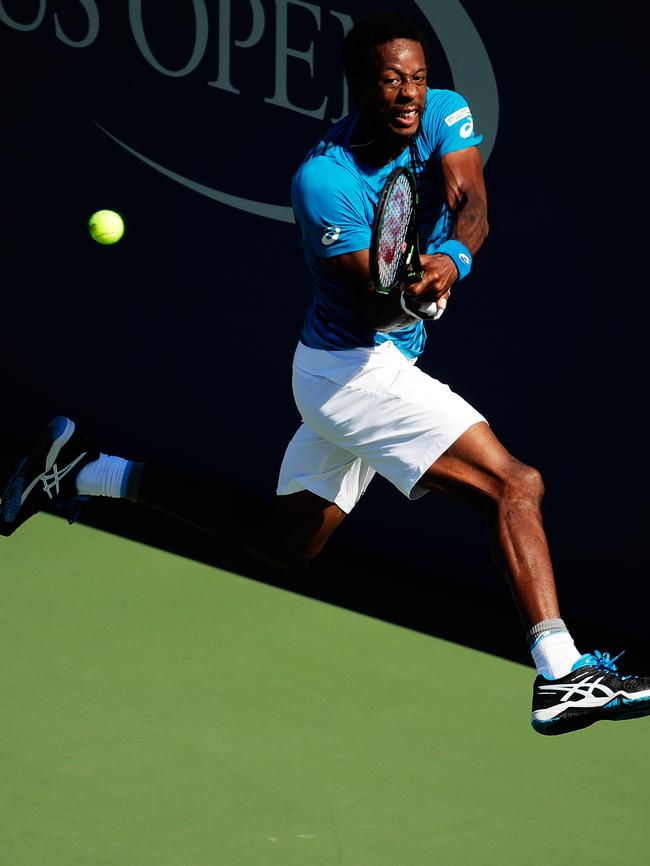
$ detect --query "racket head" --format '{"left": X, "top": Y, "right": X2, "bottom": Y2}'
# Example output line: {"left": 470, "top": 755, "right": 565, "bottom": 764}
{"left": 370, "top": 167, "right": 419, "bottom": 295}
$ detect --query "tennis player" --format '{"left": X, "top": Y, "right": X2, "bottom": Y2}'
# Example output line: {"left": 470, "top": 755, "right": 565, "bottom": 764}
{"left": 3, "top": 13, "right": 649, "bottom": 736}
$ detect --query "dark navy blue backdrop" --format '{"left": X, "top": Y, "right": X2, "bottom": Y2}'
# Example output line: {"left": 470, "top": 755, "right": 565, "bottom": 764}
{"left": 2, "top": 1, "right": 647, "bottom": 638}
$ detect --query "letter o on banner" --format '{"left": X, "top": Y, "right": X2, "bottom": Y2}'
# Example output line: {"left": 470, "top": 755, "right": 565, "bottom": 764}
{"left": 128, "top": 0, "right": 209, "bottom": 77}
{"left": 0, "top": 0, "right": 46, "bottom": 31}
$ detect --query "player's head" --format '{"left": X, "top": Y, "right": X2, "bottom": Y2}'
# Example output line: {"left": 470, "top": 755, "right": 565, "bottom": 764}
{"left": 342, "top": 13, "right": 429, "bottom": 143}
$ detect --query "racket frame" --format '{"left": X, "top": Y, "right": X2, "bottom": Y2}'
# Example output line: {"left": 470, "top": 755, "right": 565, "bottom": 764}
{"left": 370, "top": 167, "right": 424, "bottom": 295}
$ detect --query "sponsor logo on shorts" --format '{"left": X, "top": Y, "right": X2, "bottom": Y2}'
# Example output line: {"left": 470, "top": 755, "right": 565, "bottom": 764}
{"left": 322, "top": 226, "right": 341, "bottom": 245}
{"left": 444, "top": 106, "right": 471, "bottom": 126}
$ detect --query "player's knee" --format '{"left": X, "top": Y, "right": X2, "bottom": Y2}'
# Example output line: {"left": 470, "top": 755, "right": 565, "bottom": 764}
{"left": 500, "top": 460, "right": 545, "bottom": 508}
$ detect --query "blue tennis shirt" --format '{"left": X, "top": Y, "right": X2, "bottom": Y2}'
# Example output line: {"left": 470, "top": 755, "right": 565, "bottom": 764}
{"left": 291, "top": 88, "right": 483, "bottom": 359}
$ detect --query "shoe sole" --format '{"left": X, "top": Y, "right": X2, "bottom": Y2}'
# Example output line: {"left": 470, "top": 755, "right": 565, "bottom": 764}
{"left": 532, "top": 695, "right": 650, "bottom": 736}
{"left": 0, "top": 417, "right": 77, "bottom": 529}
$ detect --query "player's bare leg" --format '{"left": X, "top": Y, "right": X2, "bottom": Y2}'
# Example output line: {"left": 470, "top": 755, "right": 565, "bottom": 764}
{"left": 0, "top": 417, "right": 346, "bottom": 568}
{"left": 419, "top": 421, "right": 560, "bottom": 629}
{"left": 413, "top": 422, "right": 646, "bottom": 736}
{"left": 138, "top": 471, "right": 346, "bottom": 571}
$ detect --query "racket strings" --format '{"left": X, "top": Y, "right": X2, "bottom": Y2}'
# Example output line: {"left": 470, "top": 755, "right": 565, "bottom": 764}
{"left": 377, "top": 174, "right": 414, "bottom": 287}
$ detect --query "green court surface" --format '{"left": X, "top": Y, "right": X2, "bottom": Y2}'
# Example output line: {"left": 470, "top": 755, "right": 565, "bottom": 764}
{"left": 1, "top": 515, "right": 649, "bottom": 866}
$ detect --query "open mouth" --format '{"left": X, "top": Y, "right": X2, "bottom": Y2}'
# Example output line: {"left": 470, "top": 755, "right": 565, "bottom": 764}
{"left": 391, "top": 108, "right": 420, "bottom": 129}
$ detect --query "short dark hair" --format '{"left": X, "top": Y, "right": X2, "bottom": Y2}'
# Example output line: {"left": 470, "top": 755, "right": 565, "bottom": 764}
{"left": 341, "top": 13, "right": 429, "bottom": 83}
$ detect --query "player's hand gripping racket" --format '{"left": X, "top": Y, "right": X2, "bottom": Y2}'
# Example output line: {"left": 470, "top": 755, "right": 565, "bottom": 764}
{"left": 369, "top": 167, "right": 443, "bottom": 320}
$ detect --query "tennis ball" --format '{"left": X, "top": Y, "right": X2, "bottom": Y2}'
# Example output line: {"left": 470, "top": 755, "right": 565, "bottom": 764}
{"left": 88, "top": 209, "right": 125, "bottom": 245}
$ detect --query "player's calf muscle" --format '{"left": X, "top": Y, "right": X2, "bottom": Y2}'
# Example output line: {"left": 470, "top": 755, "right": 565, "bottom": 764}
{"left": 260, "top": 495, "right": 345, "bottom": 570}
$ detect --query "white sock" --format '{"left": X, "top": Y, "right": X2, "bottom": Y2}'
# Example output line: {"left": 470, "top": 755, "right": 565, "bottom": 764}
{"left": 531, "top": 630, "right": 582, "bottom": 680}
{"left": 75, "top": 453, "right": 131, "bottom": 498}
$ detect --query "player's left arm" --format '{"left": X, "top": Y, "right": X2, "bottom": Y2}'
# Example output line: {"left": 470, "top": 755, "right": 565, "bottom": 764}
{"left": 408, "top": 145, "right": 489, "bottom": 305}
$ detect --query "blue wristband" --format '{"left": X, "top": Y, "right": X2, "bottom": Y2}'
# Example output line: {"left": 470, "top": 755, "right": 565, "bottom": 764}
{"left": 436, "top": 240, "right": 472, "bottom": 281}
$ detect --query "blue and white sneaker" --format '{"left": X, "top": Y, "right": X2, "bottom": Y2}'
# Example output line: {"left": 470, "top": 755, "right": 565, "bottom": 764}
{"left": 0, "top": 416, "right": 98, "bottom": 537}
{"left": 531, "top": 650, "right": 650, "bottom": 735}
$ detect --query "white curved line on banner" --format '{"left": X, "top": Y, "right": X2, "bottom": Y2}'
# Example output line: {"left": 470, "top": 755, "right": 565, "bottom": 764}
{"left": 414, "top": 0, "right": 499, "bottom": 162}
{"left": 95, "top": 1, "right": 498, "bottom": 222}
{"left": 93, "top": 122, "right": 296, "bottom": 223}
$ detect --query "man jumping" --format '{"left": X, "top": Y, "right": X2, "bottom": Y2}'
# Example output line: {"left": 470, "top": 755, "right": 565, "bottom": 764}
{"left": 3, "top": 13, "right": 649, "bottom": 736}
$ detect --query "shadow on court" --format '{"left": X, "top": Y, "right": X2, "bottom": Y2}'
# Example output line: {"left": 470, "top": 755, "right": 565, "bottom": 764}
{"left": 2, "top": 439, "right": 648, "bottom": 672}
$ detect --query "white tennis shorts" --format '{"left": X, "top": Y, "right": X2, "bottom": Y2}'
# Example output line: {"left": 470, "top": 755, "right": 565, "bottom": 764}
{"left": 277, "top": 340, "right": 486, "bottom": 513}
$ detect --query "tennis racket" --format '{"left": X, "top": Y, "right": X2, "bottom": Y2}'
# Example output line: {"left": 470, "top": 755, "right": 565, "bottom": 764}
{"left": 369, "top": 167, "right": 442, "bottom": 319}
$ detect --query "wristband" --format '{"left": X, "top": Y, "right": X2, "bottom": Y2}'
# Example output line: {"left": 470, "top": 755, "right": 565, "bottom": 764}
{"left": 436, "top": 239, "right": 472, "bottom": 281}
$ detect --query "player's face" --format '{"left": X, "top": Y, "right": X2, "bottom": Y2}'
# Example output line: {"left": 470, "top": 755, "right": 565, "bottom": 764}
{"left": 356, "top": 39, "right": 427, "bottom": 142}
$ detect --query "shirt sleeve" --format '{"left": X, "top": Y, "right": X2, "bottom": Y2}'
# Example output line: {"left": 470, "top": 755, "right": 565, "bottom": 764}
{"left": 291, "top": 156, "right": 372, "bottom": 259}
{"left": 422, "top": 89, "right": 483, "bottom": 160}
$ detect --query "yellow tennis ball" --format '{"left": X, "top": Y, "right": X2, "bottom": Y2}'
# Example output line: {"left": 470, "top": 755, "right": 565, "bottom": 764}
{"left": 88, "top": 209, "right": 125, "bottom": 245}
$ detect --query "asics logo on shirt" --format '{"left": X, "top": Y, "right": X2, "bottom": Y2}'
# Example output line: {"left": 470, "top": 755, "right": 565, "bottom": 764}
{"left": 444, "top": 107, "right": 474, "bottom": 139}
{"left": 444, "top": 106, "right": 471, "bottom": 126}
{"left": 322, "top": 226, "right": 341, "bottom": 245}
{"left": 460, "top": 120, "right": 474, "bottom": 139}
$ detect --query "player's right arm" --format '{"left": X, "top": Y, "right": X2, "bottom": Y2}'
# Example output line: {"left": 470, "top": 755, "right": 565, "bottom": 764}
{"left": 321, "top": 250, "right": 414, "bottom": 331}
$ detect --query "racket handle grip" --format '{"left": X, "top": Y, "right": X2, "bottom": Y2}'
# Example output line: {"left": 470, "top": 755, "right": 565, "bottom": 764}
{"left": 405, "top": 269, "right": 424, "bottom": 286}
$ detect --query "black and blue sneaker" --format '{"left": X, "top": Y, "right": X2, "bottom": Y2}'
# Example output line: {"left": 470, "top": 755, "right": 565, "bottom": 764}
{"left": 532, "top": 650, "right": 650, "bottom": 736}
{"left": 0, "top": 416, "right": 98, "bottom": 537}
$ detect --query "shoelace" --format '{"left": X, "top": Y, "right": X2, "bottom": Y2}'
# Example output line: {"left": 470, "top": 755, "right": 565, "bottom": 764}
{"left": 587, "top": 649, "right": 638, "bottom": 682}
{"left": 588, "top": 650, "right": 624, "bottom": 673}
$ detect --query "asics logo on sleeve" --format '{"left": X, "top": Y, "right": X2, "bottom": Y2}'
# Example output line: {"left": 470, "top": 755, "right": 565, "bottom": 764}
{"left": 322, "top": 226, "right": 341, "bottom": 245}
{"left": 459, "top": 253, "right": 471, "bottom": 265}
{"left": 460, "top": 119, "right": 474, "bottom": 139}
